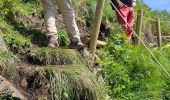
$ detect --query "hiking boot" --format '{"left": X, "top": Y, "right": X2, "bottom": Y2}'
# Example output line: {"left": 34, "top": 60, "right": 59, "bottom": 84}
{"left": 47, "top": 35, "right": 59, "bottom": 48}
{"left": 69, "top": 41, "right": 85, "bottom": 50}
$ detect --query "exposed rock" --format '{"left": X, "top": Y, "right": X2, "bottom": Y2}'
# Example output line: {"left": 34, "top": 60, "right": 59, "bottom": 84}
{"left": 0, "top": 75, "right": 26, "bottom": 100}
{"left": 20, "top": 79, "right": 28, "bottom": 89}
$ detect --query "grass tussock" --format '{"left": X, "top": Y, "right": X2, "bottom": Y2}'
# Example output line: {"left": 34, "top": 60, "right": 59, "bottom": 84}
{"left": 18, "top": 65, "right": 105, "bottom": 100}
{"left": 47, "top": 65, "right": 104, "bottom": 100}
{"left": 0, "top": 50, "right": 17, "bottom": 80}
{"left": 28, "top": 47, "right": 84, "bottom": 65}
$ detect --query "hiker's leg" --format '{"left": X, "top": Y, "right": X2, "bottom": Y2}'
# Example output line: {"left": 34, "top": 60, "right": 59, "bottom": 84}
{"left": 41, "top": 0, "right": 58, "bottom": 47}
{"left": 116, "top": 6, "right": 129, "bottom": 36}
{"left": 58, "top": 0, "right": 81, "bottom": 43}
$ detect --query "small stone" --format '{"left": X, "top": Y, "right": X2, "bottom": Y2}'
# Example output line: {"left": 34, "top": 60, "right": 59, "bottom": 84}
{"left": 20, "top": 79, "right": 28, "bottom": 89}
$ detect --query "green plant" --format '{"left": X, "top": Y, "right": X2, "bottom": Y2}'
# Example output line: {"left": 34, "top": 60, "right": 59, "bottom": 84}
{"left": 3, "top": 33, "right": 32, "bottom": 53}
{"left": 57, "top": 29, "right": 69, "bottom": 47}
{"left": 100, "top": 31, "right": 169, "bottom": 99}
{"left": 0, "top": 0, "right": 42, "bottom": 17}
{"left": 100, "top": 32, "right": 132, "bottom": 99}
{"left": 73, "top": 0, "right": 96, "bottom": 28}
{"left": 0, "top": 18, "right": 14, "bottom": 34}
{"left": 103, "top": 0, "right": 116, "bottom": 23}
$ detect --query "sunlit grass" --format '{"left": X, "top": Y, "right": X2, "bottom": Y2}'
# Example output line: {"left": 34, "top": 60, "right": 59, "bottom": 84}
{"left": 0, "top": 50, "right": 17, "bottom": 80}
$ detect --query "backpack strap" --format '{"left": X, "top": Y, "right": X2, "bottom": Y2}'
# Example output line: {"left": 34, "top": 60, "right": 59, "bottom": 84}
{"left": 110, "top": 0, "right": 118, "bottom": 10}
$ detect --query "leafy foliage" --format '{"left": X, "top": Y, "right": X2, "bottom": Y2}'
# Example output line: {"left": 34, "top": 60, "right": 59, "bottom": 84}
{"left": 103, "top": 0, "right": 116, "bottom": 23}
{"left": 100, "top": 30, "right": 170, "bottom": 99}
{"left": 58, "top": 29, "right": 69, "bottom": 47}
{"left": 3, "top": 33, "right": 32, "bottom": 53}
{"left": 0, "top": 0, "right": 42, "bottom": 17}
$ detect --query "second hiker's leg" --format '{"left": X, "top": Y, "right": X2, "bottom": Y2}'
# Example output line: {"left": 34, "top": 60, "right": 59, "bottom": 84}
{"left": 127, "top": 7, "right": 135, "bottom": 36}
{"left": 116, "top": 6, "right": 129, "bottom": 36}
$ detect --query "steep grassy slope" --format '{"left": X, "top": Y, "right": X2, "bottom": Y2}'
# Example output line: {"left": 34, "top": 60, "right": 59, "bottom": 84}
{"left": 0, "top": 0, "right": 105, "bottom": 99}
{"left": 0, "top": 0, "right": 170, "bottom": 100}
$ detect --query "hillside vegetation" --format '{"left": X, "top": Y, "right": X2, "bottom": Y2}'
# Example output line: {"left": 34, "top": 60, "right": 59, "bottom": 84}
{"left": 0, "top": 0, "right": 170, "bottom": 100}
